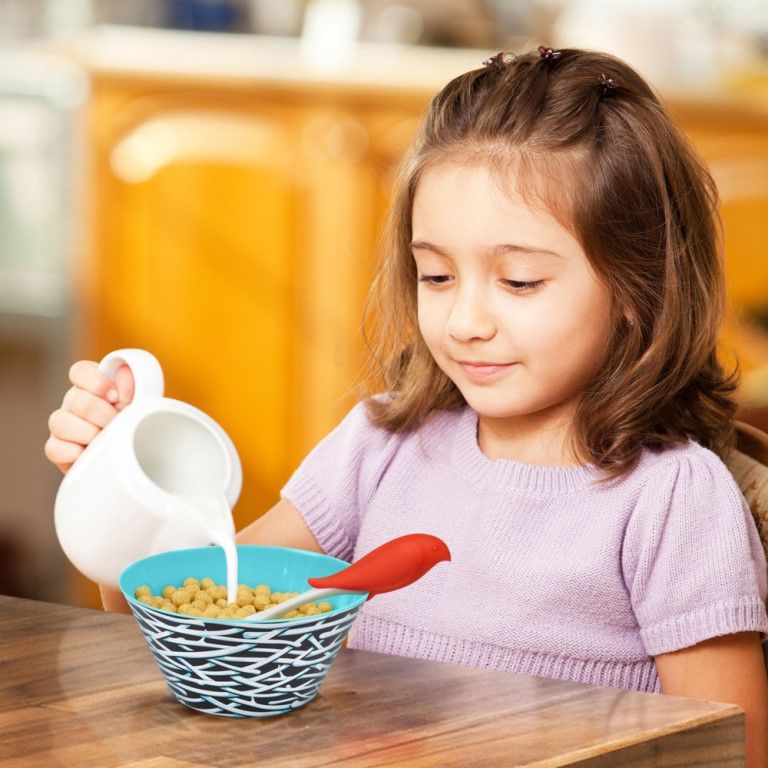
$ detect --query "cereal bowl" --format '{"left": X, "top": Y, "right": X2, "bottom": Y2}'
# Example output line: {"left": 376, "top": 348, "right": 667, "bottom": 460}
{"left": 119, "top": 545, "right": 368, "bottom": 717}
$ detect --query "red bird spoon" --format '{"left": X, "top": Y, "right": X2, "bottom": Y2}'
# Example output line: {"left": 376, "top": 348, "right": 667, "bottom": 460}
{"left": 245, "top": 534, "right": 451, "bottom": 621}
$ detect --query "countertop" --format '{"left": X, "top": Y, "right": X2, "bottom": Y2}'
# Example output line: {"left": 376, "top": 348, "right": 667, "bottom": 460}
{"left": 28, "top": 24, "right": 768, "bottom": 110}
{"left": 0, "top": 595, "right": 746, "bottom": 767}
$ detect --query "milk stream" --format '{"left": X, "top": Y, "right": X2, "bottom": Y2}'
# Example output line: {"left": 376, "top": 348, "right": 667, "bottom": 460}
{"left": 169, "top": 491, "right": 238, "bottom": 603}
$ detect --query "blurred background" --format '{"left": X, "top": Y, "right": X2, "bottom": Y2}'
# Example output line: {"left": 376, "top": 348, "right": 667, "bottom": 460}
{"left": 2, "top": 0, "right": 768, "bottom": 608}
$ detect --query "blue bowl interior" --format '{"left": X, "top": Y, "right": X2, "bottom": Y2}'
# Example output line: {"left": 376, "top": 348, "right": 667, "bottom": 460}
{"left": 119, "top": 544, "right": 368, "bottom": 620}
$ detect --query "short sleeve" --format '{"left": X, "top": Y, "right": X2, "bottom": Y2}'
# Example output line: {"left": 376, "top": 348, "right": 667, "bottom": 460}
{"left": 622, "top": 446, "right": 768, "bottom": 656}
{"left": 280, "top": 398, "right": 401, "bottom": 562}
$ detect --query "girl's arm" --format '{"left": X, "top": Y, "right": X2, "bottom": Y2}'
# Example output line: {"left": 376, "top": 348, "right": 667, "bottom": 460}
{"left": 98, "top": 498, "right": 321, "bottom": 613}
{"left": 99, "top": 584, "right": 130, "bottom": 613}
{"left": 235, "top": 497, "right": 323, "bottom": 553}
{"left": 655, "top": 631, "right": 768, "bottom": 768}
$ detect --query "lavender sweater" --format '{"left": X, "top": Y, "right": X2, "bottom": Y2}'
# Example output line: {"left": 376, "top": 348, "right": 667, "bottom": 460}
{"left": 282, "top": 401, "right": 768, "bottom": 693}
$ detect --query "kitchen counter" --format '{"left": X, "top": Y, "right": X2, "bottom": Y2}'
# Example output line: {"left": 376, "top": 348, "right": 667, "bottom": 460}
{"left": 0, "top": 595, "right": 746, "bottom": 767}
{"left": 35, "top": 24, "right": 768, "bottom": 110}
{"left": 39, "top": 24, "right": 483, "bottom": 97}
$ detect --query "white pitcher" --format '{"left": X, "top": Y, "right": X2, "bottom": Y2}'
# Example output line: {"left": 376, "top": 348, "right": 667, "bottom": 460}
{"left": 54, "top": 349, "right": 242, "bottom": 587}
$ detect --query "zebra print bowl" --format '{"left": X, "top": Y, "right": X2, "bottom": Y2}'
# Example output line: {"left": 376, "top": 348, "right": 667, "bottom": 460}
{"left": 118, "top": 545, "right": 367, "bottom": 717}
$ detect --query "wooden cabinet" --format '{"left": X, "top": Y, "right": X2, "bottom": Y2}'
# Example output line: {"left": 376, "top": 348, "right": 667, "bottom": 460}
{"left": 77, "top": 73, "right": 425, "bottom": 543}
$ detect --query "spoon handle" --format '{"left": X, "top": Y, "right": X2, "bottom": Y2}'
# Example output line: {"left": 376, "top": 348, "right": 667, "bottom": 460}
{"left": 244, "top": 586, "right": 364, "bottom": 621}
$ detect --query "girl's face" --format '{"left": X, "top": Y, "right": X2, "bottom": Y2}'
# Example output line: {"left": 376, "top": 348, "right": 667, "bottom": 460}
{"left": 412, "top": 161, "right": 614, "bottom": 447}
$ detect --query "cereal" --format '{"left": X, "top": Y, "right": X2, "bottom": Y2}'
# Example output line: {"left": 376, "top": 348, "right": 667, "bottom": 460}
{"left": 236, "top": 588, "right": 254, "bottom": 607}
{"left": 196, "top": 590, "right": 213, "bottom": 605}
{"left": 134, "top": 578, "right": 337, "bottom": 620}
{"left": 210, "top": 586, "right": 227, "bottom": 601}
{"left": 170, "top": 588, "right": 191, "bottom": 606}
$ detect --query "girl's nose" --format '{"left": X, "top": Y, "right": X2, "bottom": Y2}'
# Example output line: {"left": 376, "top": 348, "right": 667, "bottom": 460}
{"left": 446, "top": 288, "right": 496, "bottom": 342}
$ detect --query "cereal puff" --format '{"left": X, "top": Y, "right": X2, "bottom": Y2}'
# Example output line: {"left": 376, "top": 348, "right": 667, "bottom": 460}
{"left": 134, "top": 578, "right": 336, "bottom": 621}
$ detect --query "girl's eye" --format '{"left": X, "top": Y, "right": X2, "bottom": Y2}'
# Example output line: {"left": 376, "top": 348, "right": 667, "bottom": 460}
{"left": 502, "top": 279, "right": 544, "bottom": 292}
{"left": 417, "top": 275, "right": 452, "bottom": 285}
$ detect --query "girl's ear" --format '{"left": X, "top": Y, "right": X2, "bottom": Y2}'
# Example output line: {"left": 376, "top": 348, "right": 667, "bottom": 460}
{"left": 621, "top": 306, "right": 637, "bottom": 327}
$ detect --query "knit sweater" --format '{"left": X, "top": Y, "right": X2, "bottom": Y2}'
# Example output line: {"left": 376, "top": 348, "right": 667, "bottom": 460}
{"left": 281, "top": 401, "right": 768, "bottom": 693}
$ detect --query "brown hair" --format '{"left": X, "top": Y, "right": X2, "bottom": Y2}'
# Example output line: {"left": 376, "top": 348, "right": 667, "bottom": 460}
{"left": 361, "top": 46, "right": 738, "bottom": 479}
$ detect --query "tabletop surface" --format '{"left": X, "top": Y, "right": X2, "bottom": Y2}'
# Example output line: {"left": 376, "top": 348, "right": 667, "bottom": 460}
{"left": 0, "top": 595, "right": 745, "bottom": 768}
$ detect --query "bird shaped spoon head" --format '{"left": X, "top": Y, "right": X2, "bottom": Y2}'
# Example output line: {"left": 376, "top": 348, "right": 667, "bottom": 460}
{"left": 307, "top": 533, "right": 451, "bottom": 599}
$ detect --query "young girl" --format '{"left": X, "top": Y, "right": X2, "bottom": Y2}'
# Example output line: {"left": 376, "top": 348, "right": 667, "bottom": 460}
{"left": 47, "top": 46, "right": 768, "bottom": 764}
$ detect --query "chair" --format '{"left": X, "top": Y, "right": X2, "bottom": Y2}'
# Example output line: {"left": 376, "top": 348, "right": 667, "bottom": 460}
{"left": 725, "top": 420, "right": 768, "bottom": 666}
{"left": 727, "top": 420, "right": 768, "bottom": 560}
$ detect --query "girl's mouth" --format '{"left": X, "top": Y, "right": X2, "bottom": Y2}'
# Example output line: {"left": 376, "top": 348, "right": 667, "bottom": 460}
{"left": 458, "top": 361, "right": 515, "bottom": 380}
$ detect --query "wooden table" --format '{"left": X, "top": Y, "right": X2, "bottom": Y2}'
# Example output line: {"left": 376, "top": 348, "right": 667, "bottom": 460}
{"left": 0, "top": 596, "right": 744, "bottom": 767}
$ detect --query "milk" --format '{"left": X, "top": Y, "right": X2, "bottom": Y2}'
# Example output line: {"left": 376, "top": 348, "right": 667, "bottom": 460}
{"left": 168, "top": 491, "right": 238, "bottom": 603}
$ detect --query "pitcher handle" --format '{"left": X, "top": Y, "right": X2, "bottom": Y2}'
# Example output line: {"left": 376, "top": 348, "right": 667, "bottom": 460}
{"left": 98, "top": 348, "right": 164, "bottom": 401}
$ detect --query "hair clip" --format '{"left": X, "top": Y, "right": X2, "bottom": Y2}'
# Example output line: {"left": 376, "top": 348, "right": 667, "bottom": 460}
{"left": 482, "top": 51, "right": 515, "bottom": 69}
{"left": 598, "top": 72, "right": 618, "bottom": 97}
{"left": 537, "top": 45, "right": 562, "bottom": 65}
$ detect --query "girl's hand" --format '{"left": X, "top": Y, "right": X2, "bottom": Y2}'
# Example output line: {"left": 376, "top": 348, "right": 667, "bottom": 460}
{"left": 45, "top": 360, "right": 135, "bottom": 474}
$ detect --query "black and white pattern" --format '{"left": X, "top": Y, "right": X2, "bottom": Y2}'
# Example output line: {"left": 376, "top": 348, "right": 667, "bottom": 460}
{"left": 129, "top": 601, "right": 361, "bottom": 717}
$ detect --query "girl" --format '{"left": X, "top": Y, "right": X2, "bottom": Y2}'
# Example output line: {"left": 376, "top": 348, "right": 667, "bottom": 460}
{"left": 47, "top": 46, "right": 768, "bottom": 765}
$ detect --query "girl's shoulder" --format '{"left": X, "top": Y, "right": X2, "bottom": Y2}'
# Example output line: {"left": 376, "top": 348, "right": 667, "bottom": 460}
{"left": 325, "top": 395, "right": 468, "bottom": 472}
{"left": 624, "top": 438, "right": 746, "bottom": 515}
{"left": 631, "top": 438, "right": 736, "bottom": 485}
{"left": 291, "top": 395, "right": 465, "bottom": 503}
